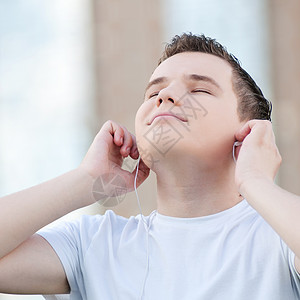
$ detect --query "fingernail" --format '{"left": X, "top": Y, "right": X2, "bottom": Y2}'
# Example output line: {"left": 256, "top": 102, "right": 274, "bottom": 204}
{"left": 120, "top": 137, "right": 123, "bottom": 144}
{"left": 126, "top": 147, "right": 131, "bottom": 153}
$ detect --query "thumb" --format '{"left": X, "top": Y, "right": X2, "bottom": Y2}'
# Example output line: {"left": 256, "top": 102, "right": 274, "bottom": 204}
{"left": 113, "top": 158, "right": 150, "bottom": 193}
{"left": 131, "top": 158, "right": 150, "bottom": 188}
{"left": 235, "top": 120, "right": 255, "bottom": 142}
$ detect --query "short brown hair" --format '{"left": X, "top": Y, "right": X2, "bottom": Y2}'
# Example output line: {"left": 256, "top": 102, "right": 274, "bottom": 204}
{"left": 158, "top": 33, "right": 272, "bottom": 122}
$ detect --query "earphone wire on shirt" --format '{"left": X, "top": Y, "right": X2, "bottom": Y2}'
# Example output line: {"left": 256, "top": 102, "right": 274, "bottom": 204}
{"left": 134, "top": 156, "right": 156, "bottom": 299}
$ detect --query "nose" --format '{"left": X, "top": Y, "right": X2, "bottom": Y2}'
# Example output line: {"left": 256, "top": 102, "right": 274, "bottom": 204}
{"left": 155, "top": 86, "right": 179, "bottom": 107}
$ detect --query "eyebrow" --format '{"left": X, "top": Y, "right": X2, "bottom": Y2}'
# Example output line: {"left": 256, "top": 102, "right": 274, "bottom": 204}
{"left": 145, "top": 73, "right": 221, "bottom": 94}
{"left": 185, "top": 74, "right": 222, "bottom": 90}
{"left": 145, "top": 77, "right": 168, "bottom": 94}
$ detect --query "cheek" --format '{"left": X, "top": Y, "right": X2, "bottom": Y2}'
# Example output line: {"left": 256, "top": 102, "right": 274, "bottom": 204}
{"left": 135, "top": 103, "right": 152, "bottom": 153}
{"left": 135, "top": 109, "right": 143, "bottom": 142}
{"left": 135, "top": 103, "right": 148, "bottom": 132}
{"left": 186, "top": 110, "right": 240, "bottom": 160}
{"left": 135, "top": 123, "right": 158, "bottom": 170}
{"left": 135, "top": 100, "right": 152, "bottom": 120}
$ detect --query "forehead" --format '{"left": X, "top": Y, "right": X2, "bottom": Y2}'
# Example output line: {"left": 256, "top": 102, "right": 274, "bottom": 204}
{"left": 150, "top": 52, "right": 233, "bottom": 85}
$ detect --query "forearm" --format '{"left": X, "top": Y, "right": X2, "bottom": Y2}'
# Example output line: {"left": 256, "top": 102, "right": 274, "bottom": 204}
{"left": 0, "top": 167, "right": 94, "bottom": 258}
{"left": 240, "top": 177, "right": 300, "bottom": 257}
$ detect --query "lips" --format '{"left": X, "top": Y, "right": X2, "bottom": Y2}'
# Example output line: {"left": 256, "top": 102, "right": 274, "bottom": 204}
{"left": 148, "top": 112, "right": 188, "bottom": 125}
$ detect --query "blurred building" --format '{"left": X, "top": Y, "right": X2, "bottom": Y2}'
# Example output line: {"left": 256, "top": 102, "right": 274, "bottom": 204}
{"left": 0, "top": 0, "right": 300, "bottom": 299}
{"left": 268, "top": 0, "right": 300, "bottom": 194}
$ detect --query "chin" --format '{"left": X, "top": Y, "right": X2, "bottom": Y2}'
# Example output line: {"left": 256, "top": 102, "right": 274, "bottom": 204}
{"left": 136, "top": 134, "right": 188, "bottom": 170}
{"left": 135, "top": 117, "right": 203, "bottom": 169}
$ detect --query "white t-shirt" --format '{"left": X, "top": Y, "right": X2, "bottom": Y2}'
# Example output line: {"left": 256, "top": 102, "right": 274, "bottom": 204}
{"left": 38, "top": 199, "right": 300, "bottom": 300}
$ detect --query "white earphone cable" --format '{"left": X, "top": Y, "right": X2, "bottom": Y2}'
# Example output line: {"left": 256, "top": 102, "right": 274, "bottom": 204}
{"left": 134, "top": 156, "right": 148, "bottom": 227}
{"left": 133, "top": 156, "right": 155, "bottom": 299}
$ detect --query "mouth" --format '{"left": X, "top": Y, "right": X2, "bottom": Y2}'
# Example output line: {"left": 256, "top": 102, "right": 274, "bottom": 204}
{"left": 148, "top": 113, "right": 188, "bottom": 125}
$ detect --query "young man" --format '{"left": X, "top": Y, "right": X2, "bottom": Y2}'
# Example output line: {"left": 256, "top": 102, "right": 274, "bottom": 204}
{"left": 0, "top": 33, "right": 299, "bottom": 299}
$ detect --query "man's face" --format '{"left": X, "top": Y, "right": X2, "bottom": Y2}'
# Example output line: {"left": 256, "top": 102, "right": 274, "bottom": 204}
{"left": 135, "top": 52, "right": 245, "bottom": 170}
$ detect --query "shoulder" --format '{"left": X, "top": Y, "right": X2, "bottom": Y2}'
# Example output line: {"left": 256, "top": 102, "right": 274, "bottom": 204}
{"left": 75, "top": 210, "right": 151, "bottom": 258}
{"left": 38, "top": 210, "right": 149, "bottom": 260}
{"left": 38, "top": 210, "right": 146, "bottom": 247}
{"left": 76, "top": 210, "right": 147, "bottom": 242}
{"left": 79, "top": 210, "right": 139, "bottom": 231}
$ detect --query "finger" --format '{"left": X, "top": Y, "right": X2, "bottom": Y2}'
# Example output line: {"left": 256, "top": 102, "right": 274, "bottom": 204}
{"left": 129, "top": 135, "right": 139, "bottom": 159}
{"left": 114, "top": 158, "right": 150, "bottom": 192}
{"left": 234, "top": 120, "right": 254, "bottom": 142}
{"left": 235, "top": 119, "right": 272, "bottom": 142}
{"left": 120, "top": 126, "right": 133, "bottom": 157}
{"left": 103, "top": 120, "right": 124, "bottom": 146}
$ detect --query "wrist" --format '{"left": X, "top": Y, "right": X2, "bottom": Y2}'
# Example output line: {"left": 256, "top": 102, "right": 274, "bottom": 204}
{"left": 69, "top": 167, "right": 96, "bottom": 207}
{"left": 239, "top": 176, "right": 275, "bottom": 199}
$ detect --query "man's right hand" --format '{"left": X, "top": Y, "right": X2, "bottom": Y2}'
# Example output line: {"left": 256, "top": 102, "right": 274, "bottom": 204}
{"left": 79, "top": 120, "right": 150, "bottom": 203}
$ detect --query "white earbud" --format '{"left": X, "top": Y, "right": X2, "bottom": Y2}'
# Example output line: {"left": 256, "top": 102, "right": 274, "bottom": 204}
{"left": 232, "top": 141, "right": 243, "bottom": 163}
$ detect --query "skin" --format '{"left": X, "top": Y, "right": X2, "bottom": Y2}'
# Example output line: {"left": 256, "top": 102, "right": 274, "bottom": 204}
{"left": 135, "top": 52, "right": 246, "bottom": 217}
{"left": 0, "top": 52, "right": 299, "bottom": 295}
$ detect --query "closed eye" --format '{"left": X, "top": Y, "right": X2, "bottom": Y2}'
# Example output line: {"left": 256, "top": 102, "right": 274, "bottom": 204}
{"left": 192, "top": 89, "right": 211, "bottom": 95}
{"left": 149, "top": 92, "right": 159, "bottom": 99}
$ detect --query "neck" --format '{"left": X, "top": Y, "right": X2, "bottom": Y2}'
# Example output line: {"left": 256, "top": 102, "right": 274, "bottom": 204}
{"left": 155, "top": 158, "right": 243, "bottom": 218}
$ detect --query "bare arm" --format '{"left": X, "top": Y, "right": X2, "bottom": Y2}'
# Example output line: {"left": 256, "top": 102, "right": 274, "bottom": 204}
{"left": 0, "top": 120, "right": 150, "bottom": 294}
{"left": 0, "top": 235, "right": 70, "bottom": 294}
{"left": 0, "top": 168, "right": 93, "bottom": 294}
{"left": 0, "top": 168, "right": 93, "bottom": 260}
{"left": 234, "top": 120, "right": 300, "bottom": 273}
